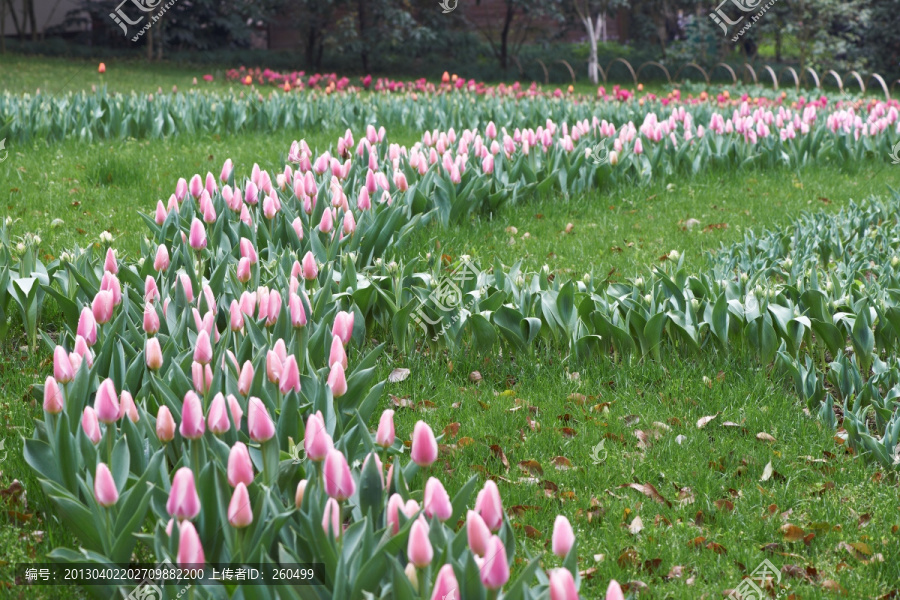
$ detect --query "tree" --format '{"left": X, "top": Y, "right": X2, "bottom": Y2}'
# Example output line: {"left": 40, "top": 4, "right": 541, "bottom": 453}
{"left": 467, "top": 0, "right": 563, "bottom": 72}
{"left": 571, "top": 0, "right": 629, "bottom": 83}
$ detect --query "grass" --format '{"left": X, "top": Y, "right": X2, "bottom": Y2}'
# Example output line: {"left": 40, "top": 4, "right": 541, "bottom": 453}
{"left": 3, "top": 55, "right": 900, "bottom": 598}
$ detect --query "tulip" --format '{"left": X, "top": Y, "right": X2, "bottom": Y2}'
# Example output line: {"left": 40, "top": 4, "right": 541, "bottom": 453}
{"left": 155, "top": 200, "right": 168, "bottom": 224}
{"left": 193, "top": 330, "right": 213, "bottom": 365}
{"left": 266, "top": 290, "right": 282, "bottom": 326}
{"left": 189, "top": 174, "right": 203, "bottom": 199}
{"left": 227, "top": 394, "right": 244, "bottom": 430}
{"left": 407, "top": 518, "right": 433, "bottom": 568}
{"left": 326, "top": 362, "right": 348, "bottom": 398}
{"left": 301, "top": 251, "right": 318, "bottom": 280}
{"left": 156, "top": 406, "right": 176, "bottom": 442}
{"left": 332, "top": 311, "right": 354, "bottom": 345}
{"left": 405, "top": 562, "right": 418, "bottom": 589}
{"left": 423, "top": 477, "right": 452, "bottom": 521}
{"left": 144, "top": 337, "right": 163, "bottom": 371}
{"left": 430, "top": 564, "right": 459, "bottom": 600}
{"left": 279, "top": 355, "right": 301, "bottom": 394}
{"left": 77, "top": 308, "right": 97, "bottom": 346}
{"left": 466, "top": 510, "right": 492, "bottom": 557}
{"left": 94, "top": 378, "right": 119, "bottom": 424}
{"left": 82, "top": 406, "right": 101, "bottom": 444}
{"left": 118, "top": 390, "right": 139, "bottom": 423}
{"left": 176, "top": 273, "right": 194, "bottom": 303}
{"left": 191, "top": 361, "right": 213, "bottom": 395}
{"left": 238, "top": 361, "right": 254, "bottom": 396}
{"left": 375, "top": 409, "right": 395, "bottom": 448}
{"left": 342, "top": 210, "right": 356, "bottom": 235}
{"left": 328, "top": 335, "right": 347, "bottom": 369}
{"left": 295, "top": 479, "right": 308, "bottom": 508}
{"left": 103, "top": 248, "right": 118, "bottom": 274}
{"left": 176, "top": 521, "right": 205, "bottom": 567}
{"left": 548, "top": 568, "right": 578, "bottom": 600}
{"left": 386, "top": 493, "right": 405, "bottom": 534}
{"left": 304, "top": 411, "right": 332, "bottom": 461}
{"left": 189, "top": 218, "right": 207, "bottom": 250}
{"left": 633, "top": 138, "right": 643, "bottom": 154}
{"left": 53, "top": 346, "right": 74, "bottom": 383}
{"left": 482, "top": 154, "right": 494, "bottom": 174}
{"left": 247, "top": 397, "right": 276, "bottom": 442}
{"left": 92, "top": 290, "right": 115, "bottom": 325}
{"left": 207, "top": 393, "right": 230, "bottom": 434}
{"left": 145, "top": 276, "right": 161, "bottom": 305}
{"left": 141, "top": 304, "right": 160, "bottom": 336}
{"left": 410, "top": 421, "right": 438, "bottom": 467}
{"left": 167, "top": 467, "right": 201, "bottom": 520}
{"left": 289, "top": 293, "right": 307, "bottom": 327}
{"left": 175, "top": 178, "right": 188, "bottom": 202}
{"left": 265, "top": 350, "right": 282, "bottom": 385}
{"left": 322, "top": 497, "right": 341, "bottom": 538}
{"left": 94, "top": 463, "right": 119, "bottom": 507}
{"left": 236, "top": 257, "right": 252, "bottom": 283}
{"left": 228, "top": 483, "right": 253, "bottom": 528}
{"left": 475, "top": 480, "right": 504, "bottom": 532}
{"left": 551, "top": 515, "right": 575, "bottom": 558}
{"left": 479, "top": 535, "right": 509, "bottom": 590}
{"left": 101, "top": 272, "right": 122, "bottom": 306}
{"left": 357, "top": 187, "right": 371, "bottom": 211}
{"left": 43, "top": 376, "right": 64, "bottom": 414}
{"left": 405, "top": 499, "right": 421, "bottom": 518}
{"left": 180, "top": 391, "right": 205, "bottom": 440}
{"left": 323, "top": 448, "right": 356, "bottom": 501}
{"left": 227, "top": 441, "right": 254, "bottom": 487}
{"left": 606, "top": 580, "right": 625, "bottom": 600}
{"left": 73, "top": 335, "right": 93, "bottom": 368}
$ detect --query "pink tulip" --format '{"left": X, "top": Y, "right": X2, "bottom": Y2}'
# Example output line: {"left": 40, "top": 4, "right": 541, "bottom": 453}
{"left": 407, "top": 518, "right": 433, "bottom": 568}
{"left": 167, "top": 467, "right": 201, "bottom": 520}
{"left": 322, "top": 497, "right": 341, "bottom": 538}
{"left": 405, "top": 499, "right": 420, "bottom": 518}
{"left": 177, "top": 273, "right": 194, "bottom": 303}
{"left": 143, "top": 304, "right": 160, "bottom": 335}
{"left": 229, "top": 300, "right": 245, "bottom": 331}
{"left": 633, "top": 138, "right": 643, "bottom": 155}
{"left": 263, "top": 195, "right": 277, "bottom": 219}
{"left": 551, "top": 515, "right": 575, "bottom": 558}
{"left": 153, "top": 245, "right": 170, "bottom": 272}
{"left": 228, "top": 483, "right": 253, "bottom": 528}
{"left": 94, "top": 378, "right": 120, "bottom": 424}
{"left": 104, "top": 248, "right": 118, "bottom": 274}
{"left": 410, "top": 421, "right": 438, "bottom": 467}
{"left": 53, "top": 346, "right": 74, "bottom": 383}
{"left": 43, "top": 376, "right": 64, "bottom": 414}
{"left": 227, "top": 441, "right": 254, "bottom": 487}
{"left": 94, "top": 463, "right": 119, "bottom": 507}
{"left": 188, "top": 174, "right": 203, "bottom": 199}
{"left": 245, "top": 181, "right": 259, "bottom": 205}
{"left": 236, "top": 257, "right": 252, "bottom": 283}
{"left": 423, "top": 477, "right": 452, "bottom": 521}
{"left": 386, "top": 493, "right": 405, "bottom": 534}
{"left": 342, "top": 210, "right": 356, "bottom": 235}
{"left": 357, "top": 187, "right": 371, "bottom": 211}
{"left": 326, "top": 362, "right": 348, "bottom": 398}
{"left": 430, "top": 564, "right": 459, "bottom": 600}
{"left": 220, "top": 158, "right": 233, "bottom": 183}
{"left": 549, "top": 568, "right": 578, "bottom": 600}
{"left": 155, "top": 200, "right": 168, "bottom": 225}
{"left": 606, "top": 580, "right": 625, "bottom": 600}
{"left": 291, "top": 216, "right": 304, "bottom": 240}
{"left": 466, "top": 510, "right": 492, "bottom": 557}
{"left": 247, "top": 397, "right": 275, "bottom": 442}
{"left": 156, "top": 406, "right": 176, "bottom": 442}
{"left": 77, "top": 308, "right": 97, "bottom": 346}
{"left": 100, "top": 272, "right": 122, "bottom": 306}
{"left": 266, "top": 290, "right": 282, "bottom": 327}
{"left": 295, "top": 479, "right": 307, "bottom": 508}
{"left": 238, "top": 361, "right": 254, "bottom": 396}
{"left": 180, "top": 391, "right": 206, "bottom": 440}
{"left": 475, "top": 480, "right": 504, "bottom": 532}
{"left": 266, "top": 350, "right": 283, "bottom": 385}
{"left": 304, "top": 411, "right": 333, "bottom": 461}
{"left": 207, "top": 393, "right": 230, "bottom": 434}
{"left": 118, "top": 390, "right": 139, "bottom": 423}
{"left": 329, "top": 335, "right": 347, "bottom": 369}
{"left": 189, "top": 218, "right": 207, "bottom": 250}
{"left": 92, "top": 290, "right": 115, "bottom": 325}
{"left": 73, "top": 335, "right": 93, "bottom": 367}
{"left": 145, "top": 337, "right": 164, "bottom": 371}
{"left": 193, "top": 330, "right": 213, "bottom": 364}
{"left": 319, "top": 207, "right": 334, "bottom": 233}
{"left": 191, "top": 361, "right": 213, "bottom": 395}
{"left": 227, "top": 394, "right": 244, "bottom": 430}
{"left": 175, "top": 178, "right": 188, "bottom": 202}
{"left": 479, "top": 535, "right": 509, "bottom": 590}
{"left": 279, "top": 356, "right": 301, "bottom": 394}
{"left": 323, "top": 448, "right": 356, "bottom": 501}
{"left": 176, "top": 521, "right": 205, "bottom": 567}
{"left": 289, "top": 293, "right": 307, "bottom": 327}
{"left": 375, "top": 409, "right": 395, "bottom": 448}
{"left": 332, "top": 311, "right": 354, "bottom": 345}
{"left": 301, "top": 251, "right": 318, "bottom": 280}
{"left": 82, "top": 406, "right": 101, "bottom": 444}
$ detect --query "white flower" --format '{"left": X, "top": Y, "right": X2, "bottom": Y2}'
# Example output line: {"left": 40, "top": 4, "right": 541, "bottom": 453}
{"left": 59, "top": 252, "right": 72, "bottom": 263}
{"left": 666, "top": 183, "right": 676, "bottom": 192}
{"left": 582, "top": 273, "right": 591, "bottom": 284}
{"left": 643, "top": 294, "right": 652, "bottom": 304}
{"left": 16, "top": 242, "right": 26, "bottom": 254}
{"left": 892, "top": 256, "right": 900, "bottom": 267}
{"left": 668, "top": 249, "right": 680, "bottom": 260}
{"left": 100, "top": 231, "right": 113, "bottom": 244}
{"left": 634, "top": 276, "right": 644, "bottom": 288}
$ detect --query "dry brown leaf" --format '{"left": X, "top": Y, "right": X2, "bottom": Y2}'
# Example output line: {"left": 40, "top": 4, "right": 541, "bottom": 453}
{"left": 757, "top": 432, "right": 777, "bottom": 442}
{"left": 517, "top": 460, "right": 544, "bottom": 477}
{"left": 489, "top": 445, "right": 510, "bottom": 471}
{"left": 551, "top": 456, "right": 573, "bottom": 470}
{"left": 469, "top": 371, "right": 482, "bottom": 383}
{"left": 781, "top": 524, "right": 806, "bottom": 542}
{"left": 697, "top": 414, "right": 718, "bottom": 429}
{"left": 619, "top": 482, "right": 673, "bottom": 507}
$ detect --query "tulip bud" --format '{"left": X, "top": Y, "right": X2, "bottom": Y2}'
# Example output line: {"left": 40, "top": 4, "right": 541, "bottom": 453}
{"left": 548, "top": 568, "right": 579, "bottom": 600}
{"left": 227, "top": 393, "right": 244, "bottom": 430}
{"left": 189, "top": 218, "right": 207, "bottom": 250}
{"left": 301, "top": 251, "right": 318, "bottom": 280}
{"left": 294, "top": 479, "right": 307, "bottom": 508}
{"left": 247, "top": 396, "right": 276, "bottom": 442}
{"left": 92, "top": 290, "right": 115, "bottom": 325}
{"left": 479, "top": 535, "right": 510, "bottom": 590}
{"left": 332, "top": 311, "right": 354, "bottom": 346}
{"left": 94, "top": 378, "right": 120, "bottom": 423}
{"left": 43, "top": 376, "right": 64, "bottom": 414}
{"left": 82, "top": 406, "right": 101, "bottom": 444}
{"left": 304, "top": 411, "right": 333, "bottom": 461}
{"left": 118, "top": 390, "right": 139, "bottom": 423}
{"left": 329, "top": 335, "right": 347, "bottom": 369}
{"left": 326, "top": 362, "right": 348, "bottom": 398}
{"left": 551, "top": 515, "right": 575, "bottom": 558}
{"left": 323, "top": 448, "right": 356, "bottom": 501}
{"left": 405, "top": 563, "right": 418, "bottom": 589}
{"left": 407, "top": 518, "right": 433, "bottom": 568}
{"left": 176, "top": 521, "right": 205, "bottom": 568}
{"left": 167, "top": 467, "right": 201, "bottom": 520}
{"left": 466, "top": 510, "right": 491, "bottom": 557}
{"left": 207, "top": 393, "right": 230, "bottom": 435}
{"left": 180, "top": 391, "right": 205, "bottom": 440}
{"left": 227, "top": 441, "right": 254, "bottom": 487}
{"left": 410, "top": 421, "right": 438, "bottom": 467}
{"left": 94, "top": 463, "right": 119, "bottom": 507}
{"left": 53, "top": 346, "right": 74, "bottom": 383}
{"left": 423, "top": 477, "right": 452, "bottom": 521}
{"left": 375, "top": 409, "right": 395, "bottom": 448}
{"left": 279, "top": 355, "right": 301, "bottom": 394}
{"left": 228, "top": 483, "right": 253, "bottom": 528}
{"left": 238, "top": 361, "right": 254, "bottom": 396}
{"left": 322, "top": 497, "right": 341, "bottom": 538}
{"left": 606, "top": 580, "right": 625, "bottom": 600}
{"left": 77, "top": 308, "right": 97, "bottom": 346}
{"left": 475, "top": 480, "right": 504, "bottom": 531}
{"left": 156, "top": 406, "right": 176, "bottom": 442}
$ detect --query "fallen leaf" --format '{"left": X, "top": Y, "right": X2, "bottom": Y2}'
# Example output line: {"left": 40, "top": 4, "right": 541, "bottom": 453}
{"left": 761, "top": 461, "right": 774, "bottom": 482}
{"left": 489, "top": 445, "right": 510, "bottom": 471}
{"left": 697, "top": 414, "right": 718, "bottom": 429}
{"left": 469, "top": 371, "right": 482, "bottom": 383}
{"left": 757, "top": 432, "right": 777, "bottom": 442}
{"left": 442, "top": 422, "right": 460, "bottom": 438}
{"left": 551, "top": 456, "right": 573, "bottom": 470}
{"left": 781, "top": 524, "right": 806, "bottom": 542}
{"left": 518, "top": 460, "right": 543, "bottom": 477}
{"left": 388, "top": 368, "right": 410, "bottom": 383}
{"left": 628, "top": 516, "right": 644, "bottom": 535}
{"left": 619, "top": 483, "right": 672, "bottom": 507}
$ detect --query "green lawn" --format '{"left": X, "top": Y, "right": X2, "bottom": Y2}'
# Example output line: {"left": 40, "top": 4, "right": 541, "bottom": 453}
{"left": 2, "top": 55, "right": 900, "bottom": 599}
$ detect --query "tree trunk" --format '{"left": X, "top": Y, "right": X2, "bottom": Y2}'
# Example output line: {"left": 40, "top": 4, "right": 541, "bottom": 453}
{"left": 8, "top": 0, "right": 22, "bottom": 40}
{"left": 147, "top": 26, "right": 154, "bottom": 61}
{"left": 500, "top": 0, "right": 514, "bottom": 71}
{"left": 26, "top": 0, "right": 36, "bottom": 41}
{"left": 775, "top": 26, "right": 782, "bottom": 63}
{"left": 305, "top": 25, "right": 318, "bottom": 69}
{"left": 357, "top": 0, "right": 368, "bottom": 72}
{"left": 584, "top": 17, "right": 598, "bottom": 84}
